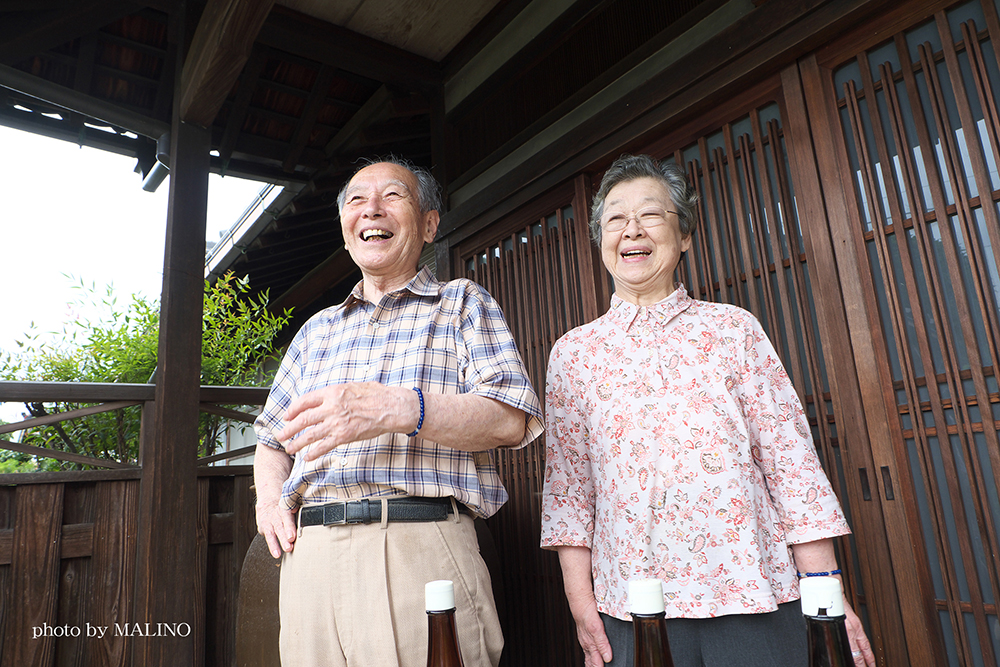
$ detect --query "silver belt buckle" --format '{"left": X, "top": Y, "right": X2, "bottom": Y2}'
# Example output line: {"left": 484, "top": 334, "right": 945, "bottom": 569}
{"left": 323, "top": 501, "right": 348, "bottom": 526}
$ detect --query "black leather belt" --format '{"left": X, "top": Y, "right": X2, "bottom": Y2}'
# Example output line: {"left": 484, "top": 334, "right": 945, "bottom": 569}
{"left": 299, "top": 497, "right": 469, "bottom": 527}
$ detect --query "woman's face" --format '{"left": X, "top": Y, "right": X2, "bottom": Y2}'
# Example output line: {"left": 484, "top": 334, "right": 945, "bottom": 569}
{"left": 599, "top": 176, "right": 692, "bottom": 306}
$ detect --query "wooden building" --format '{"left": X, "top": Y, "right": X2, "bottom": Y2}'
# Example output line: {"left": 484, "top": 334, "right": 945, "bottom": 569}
{"left": 1, "top": 0, "right": 999, "bottom": 665}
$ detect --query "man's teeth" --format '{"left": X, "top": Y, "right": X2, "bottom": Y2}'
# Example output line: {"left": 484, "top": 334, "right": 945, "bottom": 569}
{"left": 622, "top": 250, "right": 650, "bottom": 257}
{"left": 362, "top": 229, "right": 393, "bottom": 241}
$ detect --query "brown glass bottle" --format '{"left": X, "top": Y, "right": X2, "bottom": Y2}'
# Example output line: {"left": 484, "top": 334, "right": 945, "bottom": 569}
{"left": 800, "top": 577, "right": 854, "bottom": 667}
{"left": 630, "top": 579, "right": 675, "bottom": 667}
{"left": 425, "top": 580, "right": 465, "bottom": 667}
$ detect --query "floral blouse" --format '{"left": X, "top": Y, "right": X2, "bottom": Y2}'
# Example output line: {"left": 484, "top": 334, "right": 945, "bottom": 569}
{"left": 539, "top": 287, "right": 850, "bottom": 619}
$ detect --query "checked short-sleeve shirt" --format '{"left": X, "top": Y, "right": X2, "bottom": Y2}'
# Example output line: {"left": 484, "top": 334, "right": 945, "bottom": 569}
{"left": 540, "top": 286, "right": 850, "bottom": 619}
{"left": 254, "top": 267, "right": 543, "bottom": 518}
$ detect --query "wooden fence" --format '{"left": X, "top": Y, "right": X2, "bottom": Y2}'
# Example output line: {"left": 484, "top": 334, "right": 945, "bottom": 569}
{"left": 0, "top": 382, "right": 265, "bottom": 667}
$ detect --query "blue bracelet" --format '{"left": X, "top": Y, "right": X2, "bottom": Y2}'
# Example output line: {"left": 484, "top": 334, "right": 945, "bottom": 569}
{"left": 407, "top": 387, "right": 424, "bottom": 437}
{"left": 798, "top": 569, "right": 841, "bottom": 578}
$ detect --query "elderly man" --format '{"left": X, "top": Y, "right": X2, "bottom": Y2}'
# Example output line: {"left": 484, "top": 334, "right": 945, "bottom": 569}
{"left": 253, "top": 158, "right": 543, "bottom": 667}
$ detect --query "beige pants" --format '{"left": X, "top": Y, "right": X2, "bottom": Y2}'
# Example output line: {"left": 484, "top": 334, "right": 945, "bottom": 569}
{"left": 278, "top": 512, "right": 503, "bottom": 667}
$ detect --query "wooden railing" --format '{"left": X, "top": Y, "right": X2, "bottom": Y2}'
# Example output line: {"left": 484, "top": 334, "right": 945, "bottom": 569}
{"left": 0, "top": 381, "right": 269, "bottom": 470}
{"left": 0, "top": 381, "right": 268, "bottom": 667}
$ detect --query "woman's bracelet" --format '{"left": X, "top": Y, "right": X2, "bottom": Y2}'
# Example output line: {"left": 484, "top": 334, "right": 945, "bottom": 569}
{"left": 406, "top": 387, "right": 425, "bottom": 437}
{"left": 797, "top": 569, "right": 842, "bottom": 578}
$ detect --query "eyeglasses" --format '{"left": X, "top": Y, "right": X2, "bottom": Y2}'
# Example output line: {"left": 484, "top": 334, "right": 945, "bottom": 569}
{"left": 343, "top": 187, "right": 413, "bottom": 209}
{"left": 601, "top": 206, "right": 677, "bottom": 233}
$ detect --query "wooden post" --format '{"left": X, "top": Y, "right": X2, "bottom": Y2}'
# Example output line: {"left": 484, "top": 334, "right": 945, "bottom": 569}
{"left": 131, "top": 114, "right": 210, "bottom": 664}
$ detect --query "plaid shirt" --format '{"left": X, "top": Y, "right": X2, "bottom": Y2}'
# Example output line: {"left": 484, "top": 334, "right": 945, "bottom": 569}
{"left": 254, "top": 267, "right": 543, "bottom": 518}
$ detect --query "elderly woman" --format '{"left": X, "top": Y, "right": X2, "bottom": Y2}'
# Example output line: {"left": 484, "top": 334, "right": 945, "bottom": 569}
{"left": 540, "top": 155, "right": 874, "bottom": 667}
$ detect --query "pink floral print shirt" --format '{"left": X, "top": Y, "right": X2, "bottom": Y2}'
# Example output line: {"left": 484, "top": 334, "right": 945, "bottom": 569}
{"left": 540, "top": 287, "right": 850, "bottom": 619}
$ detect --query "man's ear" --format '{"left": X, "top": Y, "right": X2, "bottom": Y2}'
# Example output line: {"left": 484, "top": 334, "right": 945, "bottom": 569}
{"left": 423, "top": 210, "right": 440, "bottom": 244}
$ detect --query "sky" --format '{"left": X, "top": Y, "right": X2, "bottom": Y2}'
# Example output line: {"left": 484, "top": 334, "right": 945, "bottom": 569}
{"left": 0, "top": 124, "right": 277, "bottom": 423}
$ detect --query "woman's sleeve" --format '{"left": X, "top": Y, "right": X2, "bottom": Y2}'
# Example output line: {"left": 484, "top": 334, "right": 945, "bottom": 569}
{"left": 540, "top": 338, "right": 597, "bottom": 549}
{"left": 738, "top": 313, "right": 851, "bottom": 544}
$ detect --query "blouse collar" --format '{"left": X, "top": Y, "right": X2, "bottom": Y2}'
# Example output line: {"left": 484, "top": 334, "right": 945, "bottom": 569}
{"left": 606, "top": 284, "right": 692, "bottom": 333}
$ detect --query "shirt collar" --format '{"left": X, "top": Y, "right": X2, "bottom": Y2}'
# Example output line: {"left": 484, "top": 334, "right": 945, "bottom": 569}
{"left": 605, "top": 284, "right": 692, "bottom": 333}
{"left": 346, "top": 265, "right": 441, "bottom": 306}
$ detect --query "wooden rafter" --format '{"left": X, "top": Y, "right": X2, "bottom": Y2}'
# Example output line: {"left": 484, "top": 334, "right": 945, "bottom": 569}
{"left": 281, "top": 64, "right": 335, "bottom": 172}
{"left": 218, "top": 45, "right": 269, "bottom": 168}
{"left": 257, "top": 6, "right": 441, "bottom": 92}
{"left": 0, "top": 0, "right": 137, "bottom": 65}
{"left": 324, "top": 84, "right": 393, "bottom": 156}
{"left": 179, "top": 0, "right": 275, "bottom": 128}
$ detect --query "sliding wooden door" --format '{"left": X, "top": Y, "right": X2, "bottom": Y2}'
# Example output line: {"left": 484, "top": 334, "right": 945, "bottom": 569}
{"left": 788, "top": 0, "right": 1000, "bottom": 664}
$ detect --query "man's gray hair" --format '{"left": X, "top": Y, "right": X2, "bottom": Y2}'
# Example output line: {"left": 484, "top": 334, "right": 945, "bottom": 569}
{"left": 589, "top": 154, "right": 699, "bottom": 244}
{"left": 337, "top": 156, "right": 442, "bottom": 214}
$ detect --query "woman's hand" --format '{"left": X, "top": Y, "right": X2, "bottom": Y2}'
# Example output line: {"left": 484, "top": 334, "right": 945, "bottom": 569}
{"left": 844, "top": 599, "right": 875, "bottom": 666}
{"left": 555, "top": 546, "right": 614, "bottom": 666}
{"left": 570, "top": 596, "right": 614, "bottom": 667}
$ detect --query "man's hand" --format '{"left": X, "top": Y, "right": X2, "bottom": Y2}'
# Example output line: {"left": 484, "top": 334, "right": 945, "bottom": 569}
{"left": 252, "top": 442, "right": 296, "bottom": 558}
{"left": 278, "top": 382, "right": 416, "bottom": 461}
{"left": 255, "top": 499, "right": 297, "bottom": 559}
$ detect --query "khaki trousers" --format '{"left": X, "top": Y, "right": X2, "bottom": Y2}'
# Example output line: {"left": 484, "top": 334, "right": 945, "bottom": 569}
{"left": 278, "top": 511, "right": 503, "bottom": 667}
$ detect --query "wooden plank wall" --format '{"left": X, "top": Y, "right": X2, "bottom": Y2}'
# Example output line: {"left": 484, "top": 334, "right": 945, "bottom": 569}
{"left": 0, "top": 469, "right": 256, "bottom": 667}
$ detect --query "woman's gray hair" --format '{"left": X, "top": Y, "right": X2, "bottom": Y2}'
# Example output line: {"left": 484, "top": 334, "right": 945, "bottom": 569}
{"left": 337, "top": 156, "right": 442, "bottom": 214}
{"left": 589, "top": 154, "right": 699, "bottom": 244}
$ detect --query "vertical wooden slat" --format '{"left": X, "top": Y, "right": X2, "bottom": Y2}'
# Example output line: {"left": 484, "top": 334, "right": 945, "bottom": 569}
{"left": 194, "top": 477, "right": 209, "bottom": 667}
{"left": 722, "top": 130, "right": 762, "bottom": 315}
{"left": 89, "top": 480, "right": 139, "bottom": 667}
{"left": 55, "top": 483, "right": 95, "bottom": 667}
{"left": 573, "top": 174, "right": 600, "bottom": 323}
{"left": 737, "top": 132, "right": 781, "bottom": 338}
{"left": 674, "top": 150, "right": 701, "bottom": 300}
{"left": 0, "top": 486, "right": 13, "bottom": 659}
{"left": 3, "top": 484, "right": 64, "bottom": 667}
{"left": 688, "top": 156, "right": 718, "bottom": 302}
{"left": 232, "top": 473, "right": 255, "bottom": 654}
{"left": 713, "top": 145, "right": 749, "bottom": 309}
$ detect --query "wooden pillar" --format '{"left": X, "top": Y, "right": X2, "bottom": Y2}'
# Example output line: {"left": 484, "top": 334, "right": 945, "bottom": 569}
{"left": 131, "top": 113, "right": 210, "bottom": 663}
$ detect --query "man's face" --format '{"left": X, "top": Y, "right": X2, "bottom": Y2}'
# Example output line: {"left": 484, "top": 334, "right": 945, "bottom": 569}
{"left": 339, "top": 162, "right": 439, "bottom": 285}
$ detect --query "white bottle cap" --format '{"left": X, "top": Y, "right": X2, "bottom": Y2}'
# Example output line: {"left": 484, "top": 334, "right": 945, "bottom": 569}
{"left": 425, "top": 580, "right": 455, "bottom": 612}
{"left": 629, "top": 579, "right": 665, "bottom": 615}
{"left": 799, "top": 576, "right": 845, "bottom": 617}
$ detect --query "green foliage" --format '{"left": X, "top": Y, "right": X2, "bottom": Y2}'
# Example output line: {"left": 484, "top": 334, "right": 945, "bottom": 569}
{"left": 0, "top": 448, "right": 36, "bottom": 474}
{"left": 0, "top": 274, "right": 292, "bottom": 469}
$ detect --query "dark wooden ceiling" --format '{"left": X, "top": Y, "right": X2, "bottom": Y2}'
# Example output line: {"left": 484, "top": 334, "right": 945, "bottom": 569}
{"left": 0, "top": 0, "right": 716, "bottom": 338}
{"left": 0, "top": 0, "right": 506, "bottom": 183}
{"left": 0, "top": 0, "right": 519, "bottom": 330}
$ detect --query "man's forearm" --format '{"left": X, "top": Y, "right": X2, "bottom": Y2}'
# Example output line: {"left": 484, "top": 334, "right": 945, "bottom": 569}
{"left": 253, "top": 441, "right": 293, "bottom": 507}
{"left": 419, "top": 392, "right": 526, "bottom": 451}
{"left": 277, "top": 383, "right": 530, "bottom": 460}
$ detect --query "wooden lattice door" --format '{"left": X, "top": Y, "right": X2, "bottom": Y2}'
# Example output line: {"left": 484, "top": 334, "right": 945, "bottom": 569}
{"left": 453, "top": 179, "right": 599, "bottom": 666}
{"left": 789, "top": 0, "right": 1000, "bottom": 664}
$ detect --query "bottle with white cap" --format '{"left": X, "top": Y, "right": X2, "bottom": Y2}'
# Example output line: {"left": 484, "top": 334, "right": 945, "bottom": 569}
{"left": 425, "top": 580, "right": 465, "bottom": 667}
{"left": 629, "top": 578, "right": 675, "bottom": 667}
{"left": 800, "top": 576, "right": 853, "bottom": 667}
